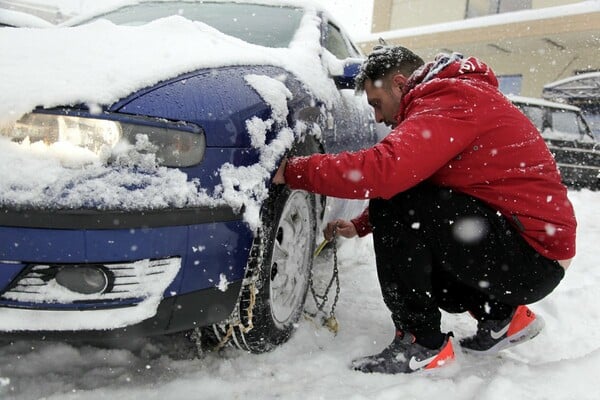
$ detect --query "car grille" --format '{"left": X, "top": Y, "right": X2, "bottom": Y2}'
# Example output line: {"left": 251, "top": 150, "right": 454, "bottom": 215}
{"left": 0, "top": 258, "right": 180, "bottom": 306}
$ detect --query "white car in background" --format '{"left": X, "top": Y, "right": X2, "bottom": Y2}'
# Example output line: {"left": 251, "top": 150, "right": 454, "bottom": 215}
{"left": 509, "top": 95, "right": 599, "bottom": 190}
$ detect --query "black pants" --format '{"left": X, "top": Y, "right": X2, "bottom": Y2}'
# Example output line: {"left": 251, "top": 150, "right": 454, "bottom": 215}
{"left": 369, "top": 183, "right": 565, "bottom": 339}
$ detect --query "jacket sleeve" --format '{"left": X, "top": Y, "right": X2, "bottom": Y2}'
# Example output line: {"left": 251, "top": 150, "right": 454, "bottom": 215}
{"left": 351, "top": 207, "right": 372, "bottom": 237}
{"left": 284, "top": 83, "right": 483, "bottom": 199}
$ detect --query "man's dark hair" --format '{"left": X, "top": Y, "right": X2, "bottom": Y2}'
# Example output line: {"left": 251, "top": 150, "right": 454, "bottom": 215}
{"left": 355, "top": 45, "right": 425, "bottom": 92}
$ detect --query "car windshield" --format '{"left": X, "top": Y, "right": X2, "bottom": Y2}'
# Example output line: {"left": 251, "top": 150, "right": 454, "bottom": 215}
{"left": 78, "top": 1, "right": 304, "bottom": 48}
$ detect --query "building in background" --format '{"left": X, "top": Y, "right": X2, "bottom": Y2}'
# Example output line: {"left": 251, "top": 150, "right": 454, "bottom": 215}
{"left": 359, "top": 0, "right": 599, "bottom": 99}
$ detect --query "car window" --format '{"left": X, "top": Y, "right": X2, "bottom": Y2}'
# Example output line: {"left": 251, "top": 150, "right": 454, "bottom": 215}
{"left": 76, "top": 2, "right": 304, "bottom": 48}
{"left": 325, "top": 22, "right": 356, "bottom": 59}
{"left": 517, "top": 102, "right": 595, "bottom": 142}
{"left": 583, "top": 113, "right": 600, "bottom": 140}
{"left": 519, "top": 105, "right": 544, "bottom": 131}
{"left": 576, "top": 115, "right": 596, "bottom": 142}
{"left": 548, "top": 109, "right": 585, "bottom": 140}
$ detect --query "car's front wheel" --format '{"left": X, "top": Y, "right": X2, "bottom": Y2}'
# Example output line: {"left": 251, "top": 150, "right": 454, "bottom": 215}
{"left": 205, "top": 185, "right": 316, "bottom": 353}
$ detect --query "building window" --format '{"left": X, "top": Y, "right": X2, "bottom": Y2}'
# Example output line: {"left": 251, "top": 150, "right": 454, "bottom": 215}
{"left": 498, "top": 0, "right": 532, "bottom": 13}
{"left": 498, "top": 74, "right": 522, "bottom": 95}
{"left": 466, "top": 0, "right": 531, "bottom": 18}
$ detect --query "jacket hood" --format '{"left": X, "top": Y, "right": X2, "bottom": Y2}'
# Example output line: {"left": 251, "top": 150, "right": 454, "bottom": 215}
{"left": 396, "top": 53, "right": 499, "bottom": 122}
{"left": 409, "top": 53, "right": 498, "bottom": 90}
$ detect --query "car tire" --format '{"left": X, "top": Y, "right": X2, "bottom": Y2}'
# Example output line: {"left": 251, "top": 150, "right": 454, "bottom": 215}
{"left": 236, "top": 185, "right": 317, "bottom": 352}
{"left": 200, "top": 183, "right": 317, "bottom": 354}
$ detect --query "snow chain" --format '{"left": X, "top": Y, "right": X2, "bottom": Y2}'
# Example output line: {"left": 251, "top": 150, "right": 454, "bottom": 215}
{"left": 212, "top": 279, "right": 257, "bottom": 351}
{"left": 191, "top": 280, "right": 257, "bottom": 355}
{"left": 205, "top": 224, "right": 270, "bottom": 352}
{"left": 306, "top": 228, "right": 340, "bottom": 334}
{"left": 192, "top": 230, "right": 262, "bottom": 354}
{"left": 193, "top": 224, "right": 340, "bottom": 354}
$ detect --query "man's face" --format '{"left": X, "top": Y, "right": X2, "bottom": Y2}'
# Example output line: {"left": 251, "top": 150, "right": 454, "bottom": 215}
{"left": 364, "top": 74, "right": 406, "bottom": 128}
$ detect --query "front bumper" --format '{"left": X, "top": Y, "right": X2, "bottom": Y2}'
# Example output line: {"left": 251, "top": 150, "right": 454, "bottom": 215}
{"left": 0, "top": 205, "right": 253, "bottom": 337}
{"left": 0, "top": 280, "right": 243, "bottom": 340}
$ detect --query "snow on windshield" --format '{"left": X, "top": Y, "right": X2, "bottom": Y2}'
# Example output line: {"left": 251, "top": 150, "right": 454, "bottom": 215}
{"left": 73, "top": 1, "right": 305, "bottom": 48}
{"left": 0, "top": 2, "right": 344, "bottom": 229}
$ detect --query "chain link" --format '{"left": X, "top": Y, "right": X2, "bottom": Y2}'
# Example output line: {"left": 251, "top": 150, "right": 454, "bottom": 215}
{"left": 213, "top": 280, "right": 257, "bottom": 350}
{"left": 306, "top": 226, "right": 341, "bottom": 333}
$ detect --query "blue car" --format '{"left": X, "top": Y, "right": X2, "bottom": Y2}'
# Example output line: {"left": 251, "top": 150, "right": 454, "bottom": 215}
{"left": 0, "top": 1, "right": 376, "bottom": 353}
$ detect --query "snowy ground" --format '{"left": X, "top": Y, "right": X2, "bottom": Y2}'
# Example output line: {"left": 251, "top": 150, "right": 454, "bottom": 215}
{"left": 0, "top": 189, "right": 598, "bottom": 400}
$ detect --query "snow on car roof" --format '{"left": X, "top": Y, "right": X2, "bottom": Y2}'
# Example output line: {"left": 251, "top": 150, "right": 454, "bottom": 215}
{"left": 507, "top": 94, "right": 581, "bottom": 111}
{"left": 543, "top": 71, "right": 600, "bottom": 89}
{"left": 543, "top": 71, "right": 600, "bottom": 101}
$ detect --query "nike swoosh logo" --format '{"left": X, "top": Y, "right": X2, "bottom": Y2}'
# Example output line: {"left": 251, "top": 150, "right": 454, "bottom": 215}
{"left": 408, "top": 354, "right": 437, "bottom": 371}
{"left": 490, "top": 323, "right": 510, "bottom": 340}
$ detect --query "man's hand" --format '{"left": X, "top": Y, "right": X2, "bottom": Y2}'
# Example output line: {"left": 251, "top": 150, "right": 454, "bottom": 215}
{"left": 323, "top": 219, "right": 358, "bottom": 242}
{"left": 272, "top": 158, "right": 287, "bottom": 185}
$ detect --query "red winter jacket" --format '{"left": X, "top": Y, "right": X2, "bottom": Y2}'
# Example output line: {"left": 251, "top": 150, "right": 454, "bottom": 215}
{"left": 284, "top": 55, "right": 576, "bottom": 260}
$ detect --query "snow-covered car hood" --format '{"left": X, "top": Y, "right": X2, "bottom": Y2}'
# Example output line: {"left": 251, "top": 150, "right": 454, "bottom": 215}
{"left": 0, "top": 8, "right": 336, "bottom": 126}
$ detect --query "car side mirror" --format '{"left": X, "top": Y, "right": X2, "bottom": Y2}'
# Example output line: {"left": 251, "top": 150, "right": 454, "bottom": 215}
{"left": 332, "top": 59, "right": 362, "bottom": 90}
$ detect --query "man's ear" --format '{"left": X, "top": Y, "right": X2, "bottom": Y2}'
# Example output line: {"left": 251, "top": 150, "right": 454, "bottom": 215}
{"left": 391, "top": 74, "right": 407, "bottom": 93}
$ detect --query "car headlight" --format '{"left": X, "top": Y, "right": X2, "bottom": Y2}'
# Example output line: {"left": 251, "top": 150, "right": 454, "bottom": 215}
{"left": 1, "top": 113, "right": 205, "bottom": 167}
